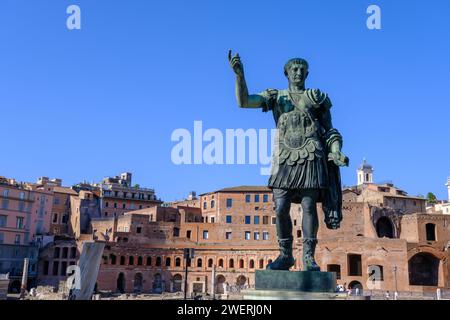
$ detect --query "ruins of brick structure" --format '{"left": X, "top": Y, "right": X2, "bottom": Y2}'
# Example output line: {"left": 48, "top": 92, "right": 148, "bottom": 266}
{"left": 3, "top": 168, "right": 448, "bottom": 298}
{"left": 90, "top": 163, "right": 450, "bottom": 296}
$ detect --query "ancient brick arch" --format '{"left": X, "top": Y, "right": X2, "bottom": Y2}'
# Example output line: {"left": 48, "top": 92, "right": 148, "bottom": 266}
{"left": 407, "top": 246, "right": 445, "bottom": 287}
{"left": 407, "top": 245, "right": 446, "bottom": 261}
{"left": 370, "top": 207, "right": 401, "bottom": 238}
{"left": 215, "top": 274, "right": 226, "bottom": 294}
{"left": 408, "top": 252, "right": 440, "bottom": 286}
{"left": 172, "top": 274, "right": 183, "bottom": 292}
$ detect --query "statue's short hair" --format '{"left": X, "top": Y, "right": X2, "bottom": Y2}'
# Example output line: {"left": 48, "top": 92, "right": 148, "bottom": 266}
{"left": 284, "top": 58, "right": 309, "bottom": 76}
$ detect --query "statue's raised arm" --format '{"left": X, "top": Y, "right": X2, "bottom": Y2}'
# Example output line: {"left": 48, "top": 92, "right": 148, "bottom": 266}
{"left": 228, "top": 50, "right": 265, "bottom": 108}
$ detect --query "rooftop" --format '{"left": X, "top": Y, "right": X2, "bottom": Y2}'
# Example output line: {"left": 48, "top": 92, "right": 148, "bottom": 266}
{"left": 200, "top": 185, "right": 271, "bottom": 196}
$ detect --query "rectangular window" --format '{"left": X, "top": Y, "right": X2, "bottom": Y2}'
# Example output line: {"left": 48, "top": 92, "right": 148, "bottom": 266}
{"left": 254, "top": 216, "right": 260, "bottom": 224}
{"left": 61, "top": 261, "right": 68, "bottom": 276}
{"left": 114, "top": 203, "right": 117, "bottom": 208}
{"left": 368, "top": 265, "right": 384, "bottom": 281}
{"left": 263, "top": 194, "right": 269, "bottom": 202}
{"left": 62, "top": 247, "right": 68, "bottom": 259}
{"left": 14, "top": 234, "right": 21, "bottom": 244}
{"left": 52, "top": 213, "right": 58, "bottom": 224}
{"left": 16, "top": 217, "right": 24, "bottom": 229}
{"left": 245, "top": 195, "right": 251, "bottom": 203}
{"left": 263, "top": 216, "right": 269, "bottom": 225}
{"left": 0, "top": 233, "right": 4, "bottom": 244}
{"left": 54, "top": 197, "right": 60, "bottom": 205}
{"left": 105, "top": 202, "right": 109, "bottom": 208}
{"left": 226, "top": 232, "right": 232, "bottom": 240}
{"left": 271, "top": 217, "right": 277, "bottom": 225}
{"left": 137, "top": 227, "right": 142, "bottom": 233}
{"left": 203, "top": 230, "right": 209, "bottom": 239}
{"left": 254, "top": 195, "right": 260, "bottom": 202}
{"left": 245, "top": 231, "right": 251, "bottom": 240}
{"left": 263, "top": 231, "right": 269, "bottom": 240}
{"left": 254, "top": 232, "right": 260, "bottom": 240}
{"left": 122, "top": 203, "right": 126, "bottom": 209}
{"left": 327, "top": 264, "right": 341, "bottom": 280}
{"left": 0, "top": 215, "right": 7, "bottom": 227}
{"left": 245, "top": 216, "right": 251, "bottom": 224}
{"left": 211, "top": 217, "right": 215, "bottom": 223}
{"left": 62, "top": 214, "right": 69, "bottom": 224}
{"left": 2, "top": 189, "right": 9, "bottom": 197}
{"left": 70, "top": 247, "right": 77, "bottom": 259}
{"left": 226, "top": 215, "right": 232, "bottom": 223}
{"left": 226, "top": 198, "right": 233, "bottom": 208}
{"left": 1, "top": 199, "right": 8, "bottom": 210}
{"left": 187, "top": 230, "right": 192, "bottom": 239}
{"left": 52, "top": 261, "right": 59, "bottom": 276}
{"left": 43, "top": 261, "right": 49, "bottom": 275}
{"left": 348, "top": 254, "right": 362, "bottom": 276}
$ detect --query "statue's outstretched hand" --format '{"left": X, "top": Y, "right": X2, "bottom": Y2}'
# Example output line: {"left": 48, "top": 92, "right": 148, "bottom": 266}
{"left": 228, "top": 50, "right": 244, "bottom": 77}
{"left": 328, "top": 151, "right": 349, "bottom": 167}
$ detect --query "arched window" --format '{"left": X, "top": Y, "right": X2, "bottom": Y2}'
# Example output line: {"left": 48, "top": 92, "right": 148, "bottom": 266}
{"left": 259, "top": 259, "right": 264, "bottom": 269}
{"left": 156, "top": 256, "right": 161, "bottom": 266}
{"left": 129, "top": 256, "right": 134, "bottom": 265}
{"left": 211, "top": 200, "right": 215, "bottom": 208}
{"left": 137, "top": 256, "right": 143, "bottom": 266}
{"left": 197, "top": 258, "right": 203, "bottom": 268}
{"left": 376, "top": 217, "right": 395, "bottom": 238}
{"left": 249, "top": 259, "right": 255, "bottom": 269}
{"left": 229, "top": 259, "right": 234, "bottom": 268}
{"left": 166, "top": 257, "right": 171, "bottom": 267}
{"left": 146, "top": 256, "right": 152, "bottom": 266}
{"left": 110, "top": 254, "right": 117, "bottom": 265}
{"left": 208, "top": 258, "right": 213, "bottom": 268}
{"left": 409, "top": 253, "right": 439, "bottom": 286}
{"left": 239, "top": 259, "right": 244, "bottom": 268}
{"left": 218, "top": 259, "right": 224, "bottom": 268}
{"left": 175, "top": 257, "right": 181, "bottom": 267}
{"left": 120, "top": 256, "right": 126, "bottom": 265}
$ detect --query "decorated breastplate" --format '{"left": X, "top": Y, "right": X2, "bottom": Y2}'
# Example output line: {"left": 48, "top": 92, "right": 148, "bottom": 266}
{"left": 276, "top": 101, "right": 324, "bottom": 166}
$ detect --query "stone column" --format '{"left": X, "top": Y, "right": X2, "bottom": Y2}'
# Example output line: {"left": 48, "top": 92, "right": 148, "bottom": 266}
{"left": 19, "top": 258, "right": 29, "bottom": 299}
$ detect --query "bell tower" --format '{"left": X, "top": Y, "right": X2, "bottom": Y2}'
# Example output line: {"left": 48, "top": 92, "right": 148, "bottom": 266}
{"left": 446, "top": 177, "right": 450, "bottom": 201}
{"left": 357, "top": 158, "right": 374, "bottom": 185}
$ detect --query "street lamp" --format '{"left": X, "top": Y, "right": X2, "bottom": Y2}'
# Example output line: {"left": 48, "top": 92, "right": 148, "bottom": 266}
{"left": 393, "top": 266, "right": 398, "bottom": 300}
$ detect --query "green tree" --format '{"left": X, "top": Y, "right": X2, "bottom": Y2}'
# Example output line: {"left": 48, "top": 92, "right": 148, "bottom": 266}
{"left": 426, "top": 192, "right": 437, "bottom": 204}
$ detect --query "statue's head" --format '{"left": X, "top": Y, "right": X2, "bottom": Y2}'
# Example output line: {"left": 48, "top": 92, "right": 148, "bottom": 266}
{"left": 284, "top": 58, "right": 309, "bottom": 86}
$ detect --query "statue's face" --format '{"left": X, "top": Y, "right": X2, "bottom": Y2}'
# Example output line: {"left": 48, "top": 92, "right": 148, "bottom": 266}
{"left": 286, "top": 63, "right": 308, "bottom": 86}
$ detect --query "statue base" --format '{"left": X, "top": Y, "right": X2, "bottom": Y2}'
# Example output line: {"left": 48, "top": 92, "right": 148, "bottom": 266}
{"left": 243, "top": 270, "right": 341, "bottom": 300}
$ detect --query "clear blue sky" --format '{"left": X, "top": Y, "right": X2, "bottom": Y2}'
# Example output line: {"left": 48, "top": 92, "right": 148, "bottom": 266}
{"left": 1, "top": 0, "right": 449, "bottom": 201}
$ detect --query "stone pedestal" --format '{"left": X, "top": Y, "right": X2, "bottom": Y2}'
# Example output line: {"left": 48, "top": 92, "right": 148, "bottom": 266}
{"left": 243, "top": 270, "right": 339, "bottom": 300}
